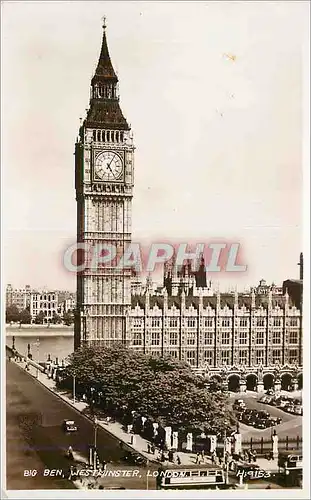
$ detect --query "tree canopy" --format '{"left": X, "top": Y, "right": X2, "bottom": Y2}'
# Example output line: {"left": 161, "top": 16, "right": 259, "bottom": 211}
{"left": 6, "top": 305, "right": 21, "bottom": 323}
{"left": 19, "top": 308, "right": 32, "bottom": 324}
{"left": 63, "top": 311, "right": 74, "bottom": 326}
{"left": 34, "top": 310, "right": 45, "bottom": 324}
{"left": 63, "top": 344, "right": 234, "bottom": 433}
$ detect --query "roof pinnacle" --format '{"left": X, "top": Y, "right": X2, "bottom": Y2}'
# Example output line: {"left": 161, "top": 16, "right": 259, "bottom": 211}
{"left": 102, "top": 16, "right": 107, "bottom": 31}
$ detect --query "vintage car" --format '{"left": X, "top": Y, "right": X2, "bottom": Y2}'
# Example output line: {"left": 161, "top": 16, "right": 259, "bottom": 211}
{"left": 62, "top": 419, "right": 78, "bottom": 432}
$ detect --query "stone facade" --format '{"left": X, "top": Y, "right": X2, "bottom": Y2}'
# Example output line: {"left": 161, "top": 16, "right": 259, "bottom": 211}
{"left": 30, "top": 291, "right": 59, "bottom": 323}
{"left": 6, "top": 284, "right": 32, "bottom": 311}
{"left": 74, "top": 23, "right": 134, "bottom": 347}
{"left": 127, "top": 287, "right": 302, "bottom": 391}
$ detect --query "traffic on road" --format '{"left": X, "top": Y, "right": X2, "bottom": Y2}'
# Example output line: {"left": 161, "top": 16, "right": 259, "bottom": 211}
{"left": 6, "top": 359, "right": 156, "bottom": 490}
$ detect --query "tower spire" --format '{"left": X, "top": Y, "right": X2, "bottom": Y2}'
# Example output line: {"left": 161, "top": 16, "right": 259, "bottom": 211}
{"left": 93, "top": 18, "right": 117, "bottom": 82}
{"left": 102, "top": 15, "right": 107, "bottom": 31}
{"left": 84, "top": 21, "right": 129, "bottom": 130}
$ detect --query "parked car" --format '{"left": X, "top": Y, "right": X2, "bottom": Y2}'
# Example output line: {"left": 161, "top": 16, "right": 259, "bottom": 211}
{"left": 266, "top": 389, "right": 275, "bottom": 395}
{"left": 233, "top": 399, "right": 246, "bottom": 409}
{"left": 236, "top": 412, "right": 245, "bottom": 422}
{"left": 62, "top": 419, "right": 78, "bottom": 432}
{"left": 242, "top": 414, "right": 257, "bottom": 426}
{"left": 282, "top": 402, "right": 295, "bottom": 413}
{"left": 263, "top": 418, "right": 276, "bottom": 428}
{"left": 292, "top": 398, "right": 302, "bottom": 405}
{"left": 246, "top": 409, "right": 259, "bottom": 418}
{"left": 258, "top": 396, "right": 269, "bottom": 404}
{"left": 271, "top": 417, "right": 282, "bottom": 425}
{"left": 278, "top": 400, "right": 290, "bottom": 409}
{"left": 253, "top": 419, "right": 268, "bottom": 429}
{"left": 294, "top": 405, "right": 303, "bottom": 416}
{"left": 122, "top": 452, "right": 146, "bottom": 466}
{"left": 256, "top": 410, "right": 270, "bottom": 419}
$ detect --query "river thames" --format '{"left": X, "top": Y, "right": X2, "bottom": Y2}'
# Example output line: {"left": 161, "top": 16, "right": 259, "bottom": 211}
{"left": 6, "top": 326, "right": 74, "bottom": 363}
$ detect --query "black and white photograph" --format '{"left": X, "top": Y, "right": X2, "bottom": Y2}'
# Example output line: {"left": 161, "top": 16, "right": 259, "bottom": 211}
{"left": 2, "top": 1, "right": 310, "bottom": 497}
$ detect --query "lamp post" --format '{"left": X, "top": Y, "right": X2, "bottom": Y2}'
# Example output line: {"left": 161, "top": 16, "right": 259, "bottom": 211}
{"left": 94, "top": 417, "right": 98, "bottom": 471}
{"left": 146, "top": 458, "right": 149, "bottom": 489}
{"left": 73, "top": 373, "right": 76, "bottom": 404}
{"left": 34, "top": 339, "right": 40, "bottom": 378}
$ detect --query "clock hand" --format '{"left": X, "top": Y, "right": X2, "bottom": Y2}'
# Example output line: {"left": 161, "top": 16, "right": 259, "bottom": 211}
{"left": 106, "top": 163, "right": 115, "bottom": 176}
{"left": 107, "top": 154, "right": 116, "bottom": 168}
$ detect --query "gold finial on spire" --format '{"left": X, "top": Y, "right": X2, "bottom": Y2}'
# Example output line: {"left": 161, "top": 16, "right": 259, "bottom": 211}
{"left": 102, "top": 16, "right": 107, "bottom": 31}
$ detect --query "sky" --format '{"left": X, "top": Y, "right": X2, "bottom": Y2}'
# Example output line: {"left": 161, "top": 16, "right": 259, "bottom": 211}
{"left": 2, "top": 1, "right": 308, "bottom": 292}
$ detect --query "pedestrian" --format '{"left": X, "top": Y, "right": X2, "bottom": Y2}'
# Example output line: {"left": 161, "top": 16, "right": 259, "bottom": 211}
{"left": 147, "top": 444, "right": 151, "bottom": 454}
{"left": 176, "top": 455, "right": 181, "bottom": 465}
{"left": 219, "top": 456, "right": 222, "bottom": 466}
{"left": 211, "top": 452, "right": 215, "bottom": 464}
{"left": 195, "top": 452, "right": 200, "bottom": 464}
{"left": 253, "top": 450, "right": 257, "bottom": 463}
{"left": 151, "top": 444, "right": 155, "bottom": 455}
{"left": 201, "top": 450, "right": 205, "bottom": 461}
{"left": 168, "top": 450, "right": 174, "bottom": 462}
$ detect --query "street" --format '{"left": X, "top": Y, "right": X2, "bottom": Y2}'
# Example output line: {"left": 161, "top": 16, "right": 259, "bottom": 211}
{"left": 6, "top": 359, "right": 156, "bottom": 490}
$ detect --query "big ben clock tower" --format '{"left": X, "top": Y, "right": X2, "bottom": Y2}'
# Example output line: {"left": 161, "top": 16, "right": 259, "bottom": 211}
{"left": 74, "top": 20, "right": 134, "bottom": 348}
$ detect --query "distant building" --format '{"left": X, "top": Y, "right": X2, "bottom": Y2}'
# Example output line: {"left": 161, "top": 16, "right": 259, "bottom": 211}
{"left": 163, "top": 256, "right": 213, "bottom": 297}
{"left": 6, "top": 284, "right": 32, "bottom": 311}
{"left": 57, "top": 290, "right": 76, "bottom": 305}
{"left": 30, "top": 291, "right": 59, "bottom": 323}
{"left": 252, "top": 279, "right": 283, "bottom": 296}
{"left": 58, "top": 296, "right": 76, "bottom": 316}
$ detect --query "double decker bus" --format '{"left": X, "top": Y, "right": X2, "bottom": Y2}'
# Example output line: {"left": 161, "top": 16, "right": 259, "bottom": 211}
{"left": 278, "top": 452, "right": 303, "bottom": 487}
{"left": 156, "top": 464, "right": 235, "bottom": 490}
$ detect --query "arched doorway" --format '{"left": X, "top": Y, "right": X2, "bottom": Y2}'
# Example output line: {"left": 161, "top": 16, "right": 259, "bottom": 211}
{"left": 281, "top": 373, "right": 293, "bottom": 391}
{"left": 228, "top": 374, "right": 240, "bottom": 392}
{"left": 263, "top": 373, "right": 274, "bottom": 390}
{"left": 298, "top": 373, "right": 303, "bottom": 389}
{"left": 246, "top": 374, "right": 257, "bottom": 391}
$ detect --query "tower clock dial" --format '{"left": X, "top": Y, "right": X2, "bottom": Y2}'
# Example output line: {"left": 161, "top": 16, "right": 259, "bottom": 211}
{"left": 94, "top": 151, "right": 124, "bottom": 181}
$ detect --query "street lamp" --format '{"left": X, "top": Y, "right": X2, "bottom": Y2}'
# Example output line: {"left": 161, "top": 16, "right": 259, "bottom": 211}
{"left": 33, "top": 339, "right": 40, "bottom": 378}
{"left": 93, "top": 417, "right": 98, "bottom": 471}
{"left": 73, "top": 372, "right": 76, "bottom": 404}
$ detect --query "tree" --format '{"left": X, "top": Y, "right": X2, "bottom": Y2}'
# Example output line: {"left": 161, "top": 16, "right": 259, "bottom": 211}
{"left": 19, "top": 308, "right": 32, "bottom": 324}
{"left": 6, "top": 305, "right": 20, "bottom": 323}
{"left": 51, "top": 312, "right": 62, "bottom": 324}
{"left": 63, "top": 311, "right": 74, "bottom": 326}
{"left": 34, "top": 310, "right": 45, "bottom": 324}
{"left": 63, "top": 344, "right": 235, "bottom": 433}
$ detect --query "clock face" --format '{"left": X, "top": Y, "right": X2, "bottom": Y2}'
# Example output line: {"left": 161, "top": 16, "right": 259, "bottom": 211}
{"left": 94, "top": 151, "right": 123, "bottom": 181}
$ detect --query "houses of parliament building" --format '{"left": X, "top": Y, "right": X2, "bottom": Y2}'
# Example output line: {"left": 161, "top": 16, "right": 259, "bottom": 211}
{"left": 74, "top": 22, "right": 303, "bottom": 393}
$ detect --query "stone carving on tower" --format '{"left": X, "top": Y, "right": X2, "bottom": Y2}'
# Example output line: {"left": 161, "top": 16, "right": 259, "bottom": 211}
{"left": 74, "top": 19, "right": 134, "bottom": 348}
